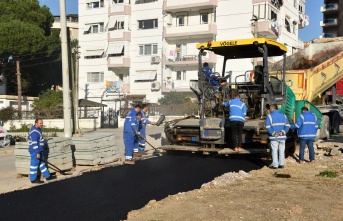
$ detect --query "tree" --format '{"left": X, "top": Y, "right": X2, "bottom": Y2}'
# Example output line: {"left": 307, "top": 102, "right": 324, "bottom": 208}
{"left": 0, "top": 0, "right": 56, "bottom": 118}
{"left": 32, "top": 90, "right": 63, "bottom": 119}
{"left": 158, "top": 92, "right": 198, "bottom": 115}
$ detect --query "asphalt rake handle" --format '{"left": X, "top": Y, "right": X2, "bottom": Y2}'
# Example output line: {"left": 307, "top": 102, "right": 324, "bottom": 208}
{"left": 42, "top": 158, "right": 73, "bottom": 175}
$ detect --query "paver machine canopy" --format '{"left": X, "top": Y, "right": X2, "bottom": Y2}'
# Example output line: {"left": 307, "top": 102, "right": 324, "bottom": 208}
{"left": 195, "top": 38, "right": 288, "bottom": 119}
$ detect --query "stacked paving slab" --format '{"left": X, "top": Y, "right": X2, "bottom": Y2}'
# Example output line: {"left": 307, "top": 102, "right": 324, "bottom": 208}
{"left": 14, "top": 138, "right": 73, "bottom": 176}
{"left": 72, "top": 133, "right": 118, "bottom": 166}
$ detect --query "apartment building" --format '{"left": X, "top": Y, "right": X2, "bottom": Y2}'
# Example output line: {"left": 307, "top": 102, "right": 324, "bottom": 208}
{"left": 53, "top": 14, "right": 79, "bottom": 40}
{"left": 320, "top": 0, "right": 341, "bottom": 38}
{"left": 78, "top": 0, "right": 308, "bottom": 109}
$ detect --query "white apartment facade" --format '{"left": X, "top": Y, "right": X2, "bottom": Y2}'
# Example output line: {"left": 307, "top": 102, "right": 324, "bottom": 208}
{"left": 78, "top": 0, "right": 308, "bottom": 110}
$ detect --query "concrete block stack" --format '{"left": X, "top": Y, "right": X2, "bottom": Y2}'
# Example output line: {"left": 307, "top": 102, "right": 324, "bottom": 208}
{"left": 14, "top": 141, "right": 31, "bottom": 176}
{"left": 45, "top": 138, "right": 73, "bottom": 172}
{"left": 14, "top": 138, "right": 73, "bottom": 176}
{"left": 72, "top": 133, "right": 118, "bottom": 166}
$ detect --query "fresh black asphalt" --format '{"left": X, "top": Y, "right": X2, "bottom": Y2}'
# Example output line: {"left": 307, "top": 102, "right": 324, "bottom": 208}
{"left": 0, "top": 154, "right": 264, "bottom": 221}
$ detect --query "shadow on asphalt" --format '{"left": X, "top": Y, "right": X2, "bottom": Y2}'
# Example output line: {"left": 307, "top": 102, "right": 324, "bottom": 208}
{"left": 0, "top": 154, "right": 264, "bottom": 221}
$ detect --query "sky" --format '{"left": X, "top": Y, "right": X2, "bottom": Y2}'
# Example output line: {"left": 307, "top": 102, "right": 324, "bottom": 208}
{"left": 39, "top": 0, "right": 322, "bottom": 42}
{"left": 39, "top": 0, "right": 78, "bottom": 15}
{"left": 298, "top": 0, "right": 324, "bottom": 42}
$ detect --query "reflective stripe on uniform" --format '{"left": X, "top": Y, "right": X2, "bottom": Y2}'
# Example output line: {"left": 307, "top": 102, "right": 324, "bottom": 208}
{"left": 229, "top": 116, "right": 245, "bottom": 120}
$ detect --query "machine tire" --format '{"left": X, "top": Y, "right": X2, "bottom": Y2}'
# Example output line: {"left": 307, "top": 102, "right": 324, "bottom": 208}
{"left": 330, "top": 112, "right": 340, "bottom": 134}
{"left": 320, "top": 115, "right": 330, "bottom": 140}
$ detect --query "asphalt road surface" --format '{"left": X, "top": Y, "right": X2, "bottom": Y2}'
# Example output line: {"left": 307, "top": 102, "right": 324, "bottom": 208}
{"left": 0, "top": 154, "right": 264, "bottom": 221}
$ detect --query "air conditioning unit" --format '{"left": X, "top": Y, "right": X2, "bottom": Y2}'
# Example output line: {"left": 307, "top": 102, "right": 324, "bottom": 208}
{"left": 151, "top": 56, "right": 160, "bottom": 64}
{"left": 151, "top": 81, "right": 161, "bottom": 91}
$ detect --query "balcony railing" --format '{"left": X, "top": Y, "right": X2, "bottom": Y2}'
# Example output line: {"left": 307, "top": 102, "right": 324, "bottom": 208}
{"left": 107, "top": 57, "right": 130, "bottom": 68}
{"left": 320, "top": 33, "right": 337, "bottom": 38}
{"left": 108, "top": 4, "right": 131, "bottom": 15}
{"left": 321, "top": 3, "right": 339, "bottom": 13}
{"left": 320, "top": 18, "right": 338, "bottom": 27}
{"left": 163, "top": 23, "right": 217, "bottom": 40}
{"left": 163, "top": 0, "right": 218, "bottom": 13}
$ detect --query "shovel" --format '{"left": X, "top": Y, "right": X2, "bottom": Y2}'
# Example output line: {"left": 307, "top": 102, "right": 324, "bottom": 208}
{"left": 42, "top": 158, "right": 73, "bottom": 175}
{"left": 137, "top": 133, "right": 162, "bottom": 156}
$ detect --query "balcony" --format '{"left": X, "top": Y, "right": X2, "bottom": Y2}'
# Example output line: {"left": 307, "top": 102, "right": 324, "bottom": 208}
{"left": 163, "top": 23, "right": 217, "bottom": 41}
{"left": 252, "top": 0, "right": 283, "bottom": 10}
{"left": 108, "top": 3, "right": 131, "bottom": 16}
{"left": 252, "top": 20, "right": 279, "bottom": 39}
{"left": 108, "top": 31, "right": 131, "bottom": 42}
{"left": 320, "top": 33, "right": 338, "bottom": 38}
{"left": 163, "top": 0, "right": 218, "bottom": 13}
{"left": 321, "top": 3, "right": 340, "bottom": 13}
{"left": 107, "top": 57, "right": 130, "bottom": 68}
{"left": 161, "top": 81, "right": 194, "bottom": 92}
{"left": 164, "top": 53, "right": 216, "bottom": 67}
{"left": 320, "top": 18, "right": 338, "bottom": 27}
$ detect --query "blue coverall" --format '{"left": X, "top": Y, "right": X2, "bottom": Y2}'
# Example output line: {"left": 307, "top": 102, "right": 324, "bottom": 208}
{"left": 204, "top": 66, "right": 219, "bottom": 92}
{"left": 28, "top": 126, "right": 51, "bottom": 182}
{"left": 123, "top": 109, "right": 140, "bottom": 161}
{"left": 138, "top": 110, "right": 151, "bottom": 153}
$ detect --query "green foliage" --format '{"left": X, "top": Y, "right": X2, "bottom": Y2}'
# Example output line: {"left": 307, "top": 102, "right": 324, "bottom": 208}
{"left": 8, "top": 123, "right": 63, "bottom": 132}
{"left": 316, "top": 170, "right": 338, "bottom": 178}
{"left": 32, "top": 90, "right": 63, "bottom": 118}
{"left": 0, "top": 0, "right": 60, "bottom": 97}
{"left": 158, "top": 92, "right": 194, "bottom": 105}
{"left": 0, "top": 107, "right": 15, "bottom": 122}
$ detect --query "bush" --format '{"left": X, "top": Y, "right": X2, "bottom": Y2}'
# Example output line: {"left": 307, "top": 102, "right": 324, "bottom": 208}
{"left": 0, "top": 107, "right": 15, "bottom": 122}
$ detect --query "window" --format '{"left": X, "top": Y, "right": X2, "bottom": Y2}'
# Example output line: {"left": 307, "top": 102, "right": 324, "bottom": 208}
{"left": 135, "top": 0, "right": 157, "bottom": 4}
{"left": 113, "top": 0, "right": 123, "bottom": 3}
{"left": 176, "top": 71, "right": 186, "bottom": 80}
{"left": 139, "top": 44, "right": 158, "bottom": 55}
{"left": 285, "top": 18, "right": 291, "bottom": 33}
{"left": 85, "top": 23, "right": 104, "bottom": 34}
{"left": 200, "top": 13, "right": 208, "bottom": 24}
{"left": 177, "top": 15, "right": 185, "bottom": 26}
{"left": 270, "top": 9, "right": 277, "bottom": 21}
{"left": 292, "top": 21, "right": 297, "bottom": 34}
{"left": 293, "top": 0, "right": 297, "bottom": 8}
{"left": 87, "top": 72, "right": 104, "bottom": 83}
{"left": 114, "top": 21, "right": 125, "bottom": 30}
{"left": 87, "top": 0, "right": 104, "bottom": 8}
{"left": 298, "top": 5, "right": 303, "bottom": 12}
{"left": 138, "top": 19, "right": 158, "bottom": 29}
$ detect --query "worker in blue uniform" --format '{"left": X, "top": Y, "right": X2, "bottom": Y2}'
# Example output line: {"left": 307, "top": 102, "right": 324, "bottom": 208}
{"left": 223, "top": 91, "right": 247, "bottom": 152}
{"left": 290, "top": 106, "right": 318, "bottom": 164}
{"left": 266, "top": 104, "right": 290, "bottom": 169}
{"left": 203, "top": 62, "right": 220, "bottom": 93}
{"left": 28, "top": 118, "right": 56, "bottom": 184}
{"left": 138, "top": 104, "right": 157, "bottom": 155}
{"left": 123, "top": 105, "right": 141, "bottom": 165}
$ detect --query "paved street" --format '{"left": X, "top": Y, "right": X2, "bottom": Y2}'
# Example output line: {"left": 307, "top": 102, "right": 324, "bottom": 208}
{"left": 0, "top": 126, "right": 166, "bottom": 194}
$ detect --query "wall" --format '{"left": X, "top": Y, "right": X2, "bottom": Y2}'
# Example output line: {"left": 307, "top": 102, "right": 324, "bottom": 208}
{"left": 3, "top": 116, "right": 184, "bottom": 130}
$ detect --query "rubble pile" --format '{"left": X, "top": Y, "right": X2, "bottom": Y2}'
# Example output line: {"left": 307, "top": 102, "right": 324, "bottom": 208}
{"left": 201, "top": 170, "right": 251, "bottom": 188}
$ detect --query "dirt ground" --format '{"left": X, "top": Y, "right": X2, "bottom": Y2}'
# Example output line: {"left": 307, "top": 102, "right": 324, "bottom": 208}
{"left": 127, "top": 139, "right": 343, "bottom": 221}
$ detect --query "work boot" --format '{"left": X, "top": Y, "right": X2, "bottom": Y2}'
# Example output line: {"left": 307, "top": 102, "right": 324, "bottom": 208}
{"left": 46, "top": 175, "right": 57, "bottom": 181}
{"left": 31, "top": 179, "right": 44, "bottom": 184}
{"left": 133, "top": 153, "right": 142, "bottom": 158}
{"left": 234, "top": 147, "right": 239, "bottom": 152}
{"left": 299, "top": 160, "right": 305, "bottom": 164}
{"left": 139, "top": 152, "right": 148, "bottom": 155}
{"left": 124, "top": 160, "right": 135, "bottom": 165}
{"left": 310, "top": 160, "right": 316, "bottom": 164}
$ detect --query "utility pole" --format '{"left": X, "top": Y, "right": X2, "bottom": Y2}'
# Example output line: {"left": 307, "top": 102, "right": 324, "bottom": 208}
{"left": 59, "top": 0, "right": 72, "bottom": 137}
{"left": 74, "top": 47, "right": 80, "bottom": 134}
{"left": 15, "top": 59, "right": 22, "bottom": 119}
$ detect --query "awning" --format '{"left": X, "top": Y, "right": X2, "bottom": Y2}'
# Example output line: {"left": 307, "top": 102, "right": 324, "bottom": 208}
{"left": 135, "top": 71, "right": 157, "bottom": 81}
{"left": 84, "top": 49, "right": 104, "bottom": 57}
{"left": 107, "top": 44, "right": 124, "bottom": 54}
{"left": 108, "top": 18, "right": 116, "bottom": 30}
{"left": 84, "top": 24, "right": 91, "bottom": 32}
{"left": 78, "top": 99, "right": 107, "bottom": 107}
